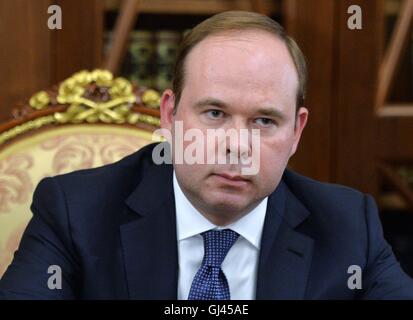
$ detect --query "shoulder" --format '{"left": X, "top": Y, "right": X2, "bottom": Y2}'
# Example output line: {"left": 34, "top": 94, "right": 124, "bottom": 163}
{"left": 283, "top": 168, "right": 367, "bottom": 212}
{"left": 282, "top": 169, "right": 372, "bottom": 245}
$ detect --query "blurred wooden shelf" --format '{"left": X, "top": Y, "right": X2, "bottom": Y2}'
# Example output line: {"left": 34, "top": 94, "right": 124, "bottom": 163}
{"left": 104, "top": 0, "right": 280, "bottom": 15}
{"left": 385, "top": 0, "right": 402, "bottom": 16}
{"left": 379, "top": 192, "right": 409, "bottom": 211}
{"left": 378, "top": 161, "right": 413, "bottom": 211}
{"left": 377, "top": 104, "right": 413, "bottom": 117}
{"left": 103, "top": 0, "right": 281, "bottom": 74}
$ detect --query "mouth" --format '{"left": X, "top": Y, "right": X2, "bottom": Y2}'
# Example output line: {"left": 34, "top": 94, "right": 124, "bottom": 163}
{"left": 211, "top": 172, "right": 250, "bottom": 187}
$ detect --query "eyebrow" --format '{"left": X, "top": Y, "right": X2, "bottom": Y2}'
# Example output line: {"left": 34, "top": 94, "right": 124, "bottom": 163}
{"left": 193, "top": 97, "right": 286, "bottom": 120}
{"left": 255, "top": 108, "right": 286, "bottom": 121}
{"left": 193, "top": 98, "right": 228, "bottom": 109}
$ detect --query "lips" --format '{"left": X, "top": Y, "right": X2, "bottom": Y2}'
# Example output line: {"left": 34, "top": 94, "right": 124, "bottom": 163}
{"left": 211, "top": 172, "right": 250, "bottom": 188}
{"left": 214, "top": 173, "right": 249, "bottom": 182}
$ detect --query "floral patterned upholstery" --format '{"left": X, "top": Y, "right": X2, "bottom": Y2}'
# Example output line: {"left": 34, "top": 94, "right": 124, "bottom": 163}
{"left": 0, "top": 69, "right": 161, "bottom": 278}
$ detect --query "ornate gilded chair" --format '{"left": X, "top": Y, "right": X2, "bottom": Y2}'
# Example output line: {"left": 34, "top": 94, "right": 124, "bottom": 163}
{"left": 0, "top": 69, "right": 162, "bottom": 277}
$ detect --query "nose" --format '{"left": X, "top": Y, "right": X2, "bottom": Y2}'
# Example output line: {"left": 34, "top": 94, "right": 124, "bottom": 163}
{"left": 225, "top": 120, "right": 251, "bottom": 163}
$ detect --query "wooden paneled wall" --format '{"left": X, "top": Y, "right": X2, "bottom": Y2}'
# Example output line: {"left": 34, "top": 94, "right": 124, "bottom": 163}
{"left": 0, "top": 0, "right": 52, "bottom": 121}
{"left": 285, "top": 0, "right": 386, "bottom": 195}
{"left": 283, "top": 0, "right": 336, "bottom": 183}
{"left": 0, "top": 0, "right": 103, "bottom": 122}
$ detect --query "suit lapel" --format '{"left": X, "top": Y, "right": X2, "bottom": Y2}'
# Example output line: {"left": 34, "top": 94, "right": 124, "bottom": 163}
{"left": 120, "top": 161, "right": 179, "bottom": 299}
{"left": 256, "top": 180, "right": 314, "bottom": 299}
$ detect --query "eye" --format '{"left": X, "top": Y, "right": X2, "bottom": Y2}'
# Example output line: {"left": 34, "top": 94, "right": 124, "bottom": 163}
{"left": 205, "top": 109, "right": 224, "bottom": 119}
{"left": 254, "top": 118, "right": 276, "bottom": 127}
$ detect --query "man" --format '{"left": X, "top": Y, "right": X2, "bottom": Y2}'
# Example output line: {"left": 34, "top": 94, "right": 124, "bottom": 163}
{"left": 1, "top": 11, "right": 413, "bottom": 300}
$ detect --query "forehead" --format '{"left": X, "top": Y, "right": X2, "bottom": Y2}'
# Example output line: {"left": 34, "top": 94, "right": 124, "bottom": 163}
{"left": 183, "top": 30, "right": 299, "bottom": 104}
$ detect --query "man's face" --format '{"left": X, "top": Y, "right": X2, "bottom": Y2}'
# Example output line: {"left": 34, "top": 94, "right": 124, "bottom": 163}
{"left": 160, "top": 30, "right": 308, "bottom": 222}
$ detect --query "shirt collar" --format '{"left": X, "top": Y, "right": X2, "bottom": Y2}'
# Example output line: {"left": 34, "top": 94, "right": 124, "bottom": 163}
{"left": 173, "top": 171, "right": 268, "bottom": 249}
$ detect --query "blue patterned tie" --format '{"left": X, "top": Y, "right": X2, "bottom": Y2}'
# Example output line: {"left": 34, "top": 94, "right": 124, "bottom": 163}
{"left": 188, "top": 229, "right": 239, "bottom": 300}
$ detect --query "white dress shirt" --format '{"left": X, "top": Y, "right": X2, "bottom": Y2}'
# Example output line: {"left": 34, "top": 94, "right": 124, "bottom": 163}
{"left": 173, "top": 172, "right": 268, "bottom": 300}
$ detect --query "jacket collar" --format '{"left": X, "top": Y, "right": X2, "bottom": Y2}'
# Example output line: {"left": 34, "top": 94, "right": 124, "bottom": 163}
{"left": 256, "top": 177, "right": 314, "bottom": 299}
{"left": 121, "top": 161, "right": 179, "bottom": 299}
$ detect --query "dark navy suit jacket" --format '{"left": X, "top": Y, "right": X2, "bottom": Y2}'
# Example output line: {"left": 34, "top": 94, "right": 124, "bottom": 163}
{"left": 1, "top": 142, "right": 413, "bottom": 299}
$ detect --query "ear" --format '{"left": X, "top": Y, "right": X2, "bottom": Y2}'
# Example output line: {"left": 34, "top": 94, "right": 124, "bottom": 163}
{"left": 160, "top": 89, "right": 175, "bottom": 132}
{"left": 289, "top": 107, "right": 309, "bottom": 157}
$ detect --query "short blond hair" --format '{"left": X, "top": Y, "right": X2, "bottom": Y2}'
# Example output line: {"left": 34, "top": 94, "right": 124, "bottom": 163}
{"left": 172, "top": 11, "right": 307, "bottom": 112}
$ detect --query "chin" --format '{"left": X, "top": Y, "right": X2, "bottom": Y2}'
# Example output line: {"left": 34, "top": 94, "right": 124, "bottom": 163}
{"left": 204, "top": 192, "right": 252, "bottom": 212}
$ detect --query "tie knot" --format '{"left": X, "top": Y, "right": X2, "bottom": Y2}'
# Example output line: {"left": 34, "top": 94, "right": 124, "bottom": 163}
{"left": 201, "top": 229, "right": 239, "bottom": 267}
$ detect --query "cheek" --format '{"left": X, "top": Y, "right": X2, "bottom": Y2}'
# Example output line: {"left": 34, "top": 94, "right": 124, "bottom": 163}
{"left": 259, "top": 129, "right": 296, "bottom": 157}
{"left": 174, "top": 164, "right": 205, "bottom": 192}
{"left": 256, "top": 140, "right": 293, "bottom": 175}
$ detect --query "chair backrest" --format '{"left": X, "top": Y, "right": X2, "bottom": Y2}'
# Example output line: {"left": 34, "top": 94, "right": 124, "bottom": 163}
{"left": 0, "top": 69, "right": 162, "bottom": 277}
